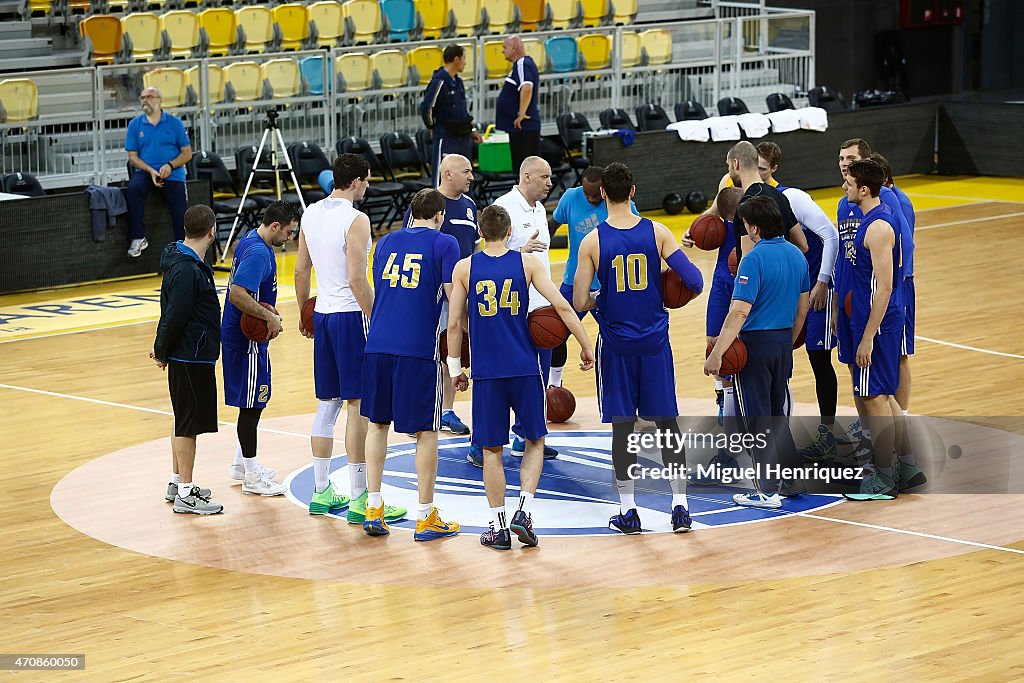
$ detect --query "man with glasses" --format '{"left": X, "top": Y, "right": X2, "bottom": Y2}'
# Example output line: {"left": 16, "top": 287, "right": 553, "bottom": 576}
{"left": 125, "top": 86, "right": 192, "bottom": 258}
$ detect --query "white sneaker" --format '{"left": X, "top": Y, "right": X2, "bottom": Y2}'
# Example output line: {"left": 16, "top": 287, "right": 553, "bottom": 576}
{"left": 229, "top": 463, "right": 276, "bottom": 481}
{"left": 127, "top": 237, "right": 148, "bottom": 258}
{"left": 732, "top": 491, "right": 782, "bottom": 509}
{"left": 242, "top": 471, "right": 287, "bottom": 496}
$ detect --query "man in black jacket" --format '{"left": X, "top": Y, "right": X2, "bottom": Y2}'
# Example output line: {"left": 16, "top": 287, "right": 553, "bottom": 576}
{"left": 151, "top": 204, "right": 223, "bottom": 515}
{"left": 421, "top": 44, "right": 483, "bottom": 185}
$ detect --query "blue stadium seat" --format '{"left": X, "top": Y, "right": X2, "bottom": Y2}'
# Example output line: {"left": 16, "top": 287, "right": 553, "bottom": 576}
{"left": 299, "top": 55, "right": 325, "bottom": 96}
{"left": 545, "top": 35, "right": 578, "bottom": 73}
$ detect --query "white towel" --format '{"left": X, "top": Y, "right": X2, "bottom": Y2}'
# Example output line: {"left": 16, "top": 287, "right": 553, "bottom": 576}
{"left": 667, "top": 119, "right": 710, "bottom": 142}
{"left": 736, "top": 112, "right": 771, "bottom": 138}
{"left": 797, "top": 106, "right": 829, "bottom": 132}
{"left": 766, "top": 109, "right": 801, "bottom": 133}
{"left": 706, "top": 116, "right": 741, "bottom": 142}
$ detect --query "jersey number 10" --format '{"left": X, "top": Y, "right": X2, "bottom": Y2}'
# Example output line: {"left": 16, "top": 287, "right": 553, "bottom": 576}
{"left": 611, "top": 254, "right": 648, "bottom": 292}
{"left": 382, "top": 252, "right": 422, "bottom": 289}
{"left": 476, "top": 279, "right": 520, "bottom": 317}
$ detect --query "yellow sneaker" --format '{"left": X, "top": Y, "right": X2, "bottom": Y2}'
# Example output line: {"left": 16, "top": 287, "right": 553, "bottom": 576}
{"left": 413, "top": 507, "right": 460, "bottom": 541}
{"left": 362, "top": 503, "right": 390, "bottom": 536}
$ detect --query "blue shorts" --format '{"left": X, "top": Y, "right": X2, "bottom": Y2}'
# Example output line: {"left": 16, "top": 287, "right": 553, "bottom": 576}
{"left": 836, "top": 301, "right": 854, "bottom": 365}
{"left": 559, "top": 281, "right": 594, "bottom": 320}
{"left": 850, "top": 327, "right": 902, "bottom": 397}
{"left": 595, "top": 335, "right": 677, "bottom": 423}
{"left": 512, "top": 343, "right": 550, "bottom": 435}
{"left": 473, "top": 375, "right": 547, "bottom": 448}
{"left": 705, "top": 272, "right": 735, "bottom": 337}
{"left": 804, "top": 285, "right": 837, "bottom": 352}
{"left": 360, "top": 353, "right": 442, "bottom": 433}
{"left": 314, "top": 310, "right": 367, "bottom": 401}
{"left": 902, "top": 277, "right": 915, "bottom": 356}
{"left": 222, "top": 344, "right": 271, "bottom": 409}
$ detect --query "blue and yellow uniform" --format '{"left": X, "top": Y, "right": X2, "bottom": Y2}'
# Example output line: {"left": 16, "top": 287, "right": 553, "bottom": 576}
{"left": 891, "top": 183, "right": 916, "bottom": 355}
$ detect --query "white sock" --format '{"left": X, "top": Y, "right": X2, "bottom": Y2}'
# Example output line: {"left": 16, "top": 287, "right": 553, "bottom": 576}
{"left": 349, "top": 462, "right": 367, "bottom": 499}
{"left": 178, "top": 482, "right": 192, "bottom": 498}
{"left": 616, "top": 478, "right": 635, "bottom": 512}
{"left": 171, "top": 472, "right": 180, "bottom": 484}
{"left": 518, "top": 491, "right": 534, "bottom": 514}
{"left": 313, "top": 457, "right": 332, "bottom": 494}
{"left": 242, "top": 457, "right": 258, "bottom": 474}
{"left": 418, "top": 502, "right": 433, "bottom": 520}
{"left": 367, "top": 491, "right": 383, "bottom": 509}
{"left": 902, "top": 409, "right": 909, "bottom": 417}
{"left": 898, "top": 452, "right": 917, "bottom": 466}
{"left": 672, "top": 493, "right": 687, "bottom": 508}
{"left": 723, "top": 387, "right": 736, "bottom": 417}
{"left": 233, "top": 444, "right": 244, "bottom": 467}
{"left": 878, "top": 465, "right": 894, "bottom": 479}
{"left": 549, "top": 366, "right": 563, "bottom": 387}
{"left": 715, "top": 379, "right": 724, "bottom": 392}
{"left": 670, "top": 475, "right": 686, "bottom": 499}
{"left": 491, "top": 506, "right": 507, "bottom": 530}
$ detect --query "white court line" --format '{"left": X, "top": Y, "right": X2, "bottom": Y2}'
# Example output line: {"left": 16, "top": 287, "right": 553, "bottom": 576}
{"left": 907, "top": 192, "right": 1019, "bottom": 204}
{"left": 915, "top": 336, "right": 1024, "bottom": 360}
{"left": 0, "top": 319, "right": 154, "bottom": 345}
{"left": 916, "top": 210, "right": 1024, "bottom": 232}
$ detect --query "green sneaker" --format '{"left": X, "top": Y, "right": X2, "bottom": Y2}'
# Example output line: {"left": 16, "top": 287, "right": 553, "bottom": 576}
{"left": 843, "top": 469, "right": 898, "bottom": 501}
{"left": 346, "top": 490, "right": 408, "bottom": 524}
{"left": 897, "top": 460, "right": 927, "bottom": 491}
{"left": 309, "top": 483, "right": 350, "bottom": 515}
{"left": 797, "top": 424, "right": 837, "bottom": 462}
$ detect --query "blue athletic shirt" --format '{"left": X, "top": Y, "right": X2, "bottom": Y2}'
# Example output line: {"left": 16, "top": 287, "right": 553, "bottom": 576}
{"left": 467, "top": 250, "right": 539, "bottom": 380}
{"left": 365, "top": 227, "right": 460, "bottom": 359}
{"left": 221, "top": 229, "right": 277, "bottom": 351}
{"left": 404, "top": 193, "right": 479, "bottom": 260}
{"left": 891, "top": 184, "right": 915, "bottom": 277}
{"left": 553, "top": 187, "right": 637, "bottom": 287}
{"left": 125, "top": 111, "right": 190, "bottom": 183}
{"left": 836, "top": 186, "right": 909, "bottom": 297}
{"left": 593, "top": 217, "right": 668, "bottom": 356}
{"left": 732, "top": 236, "right": 810, "bottom": 331}
{"left": 495, "top": 56, "right": 540, "bottom": 132}
{"left": 712, "top": 218, "right": 737, "bottom": 282}
{"left": 848, "top": 204, "right": 903, "bottom": 333}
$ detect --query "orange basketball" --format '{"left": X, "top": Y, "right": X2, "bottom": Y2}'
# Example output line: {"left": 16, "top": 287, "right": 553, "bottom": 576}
{"left": 728, "top": 248, "right": 738, "bottom": 276}
{"left": 240, "top": 302, "right": 276, "bottom": 342}
{"left": 706, "top": 337, "right": 748, "bottom": 376}
{"left": 546, "top": 386, "right": 576, "bottom": 423}
{"left": 528, "top": 306, "right": 570, "bottom": 349}
{"left": 439, "top": 330, "right": 470, "bottom": 367}
{"left": 661, "top": 268, "right": 698, "bottom": 309}
{"left": 689, "top": 214, "right": 727, "bottom": 250}
{"left": 843, "top": 291, "right": 852, "bottom": 318}
{"left": 300, "top": 296, "right": 316, "bottom": 337}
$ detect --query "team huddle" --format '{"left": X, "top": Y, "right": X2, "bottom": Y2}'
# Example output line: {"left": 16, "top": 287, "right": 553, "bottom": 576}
{"left": 153, "top": 135, "right": 919, "bottom": 545}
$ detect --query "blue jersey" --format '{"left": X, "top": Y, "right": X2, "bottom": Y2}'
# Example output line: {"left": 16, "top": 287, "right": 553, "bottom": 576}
{"left": 365, "top": 227, "right": 460, "bottom": 360}
{"left": 849, "top": 204, "right": 903, "bottom": 332}
{"left": 836, "top": 186, "right": 909, "bottom": 297}
{"left": 553, "top": 188, "right": 638, "bottom": 287}
{"left": 404, "top": 193, "right": 478, "bottom": 259}
{"left": 467, "top": 251, "right": 539, "bottom": 380}
{"left": 891, "top": 184, "right": 915, "bottom": 277}
{"left": 713, "top": 219, "right": 737, "bottom": 280}
{"left": 221, "top": 229, "right": 277, "bottom": 351}
{"left": 593, "top": 217, "right": 668, "bottom": 356}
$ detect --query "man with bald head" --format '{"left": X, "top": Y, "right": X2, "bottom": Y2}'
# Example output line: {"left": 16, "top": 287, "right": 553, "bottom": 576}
{"left": 402, "top": 153, "right": 479, "bottom": 438}
{"left": 125, "top": 86, "right": 192, "bottom": 257}
{"left": 497, "top": 35, "right": 541, "bottom": 174}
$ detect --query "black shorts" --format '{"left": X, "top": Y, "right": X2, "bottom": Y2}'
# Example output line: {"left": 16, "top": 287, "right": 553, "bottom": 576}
{"left": 168, "top": 361, "right": 219, "bottom": 437}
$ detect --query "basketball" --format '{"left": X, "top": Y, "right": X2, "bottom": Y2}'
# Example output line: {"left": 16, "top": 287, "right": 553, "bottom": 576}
{"left": 528, "top": 306, "right": 570, "bottom": 348}
{"left": 546, "top": 386, "right": 576, "bottom": 423}
{"left": 793, "top": 320, "right": 807, "bottom": 349}
{"left": 300, "top": 296, "right": 316, "bottom": 337}
{"left": 439, "top": 330, "right": 471, "bottom": 367}
{"left": 661, "top": 268, "right": 698, "bottom": 308}
{"left": 689, "top": 214, "right": 726, "bottom": 250}
{"left": 662, "top": 192, "right": 685, "bottom": 215}
{"left": 685, "top": 190, "right": 708, "bottom": 213}
{"left": 240, "top": 302, "right": 276, "bottom": 342}
{"left": 844, "top": 291, "right": 852, "bottom": 318}
{"left": 706, "top": 337, "right": 748, "bottom": 376}
{"left": 728, "top": 248, "right": 738, "bottom": 276}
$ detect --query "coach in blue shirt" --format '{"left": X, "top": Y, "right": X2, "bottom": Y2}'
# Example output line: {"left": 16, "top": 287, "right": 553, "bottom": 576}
{"left": 496, "top": 36, "right": 541, "bottom": 176}
{"left": 125, "top": 86, "right": 192, "bottom": 258}
{"left": 420, "top": 44, "right": 483, "bottom": 186}
{"left": 705, "top": 195, "right": 810, "bottom": 510}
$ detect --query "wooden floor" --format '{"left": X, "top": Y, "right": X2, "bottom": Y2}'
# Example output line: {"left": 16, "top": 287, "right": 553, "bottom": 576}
{"left": 2, "top": 175, "right": 1023, "bottom": 680}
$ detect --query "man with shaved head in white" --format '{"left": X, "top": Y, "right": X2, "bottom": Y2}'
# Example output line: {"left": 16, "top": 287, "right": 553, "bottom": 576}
{"left": 497, "top": 35, "right": 541, "bottom": 173}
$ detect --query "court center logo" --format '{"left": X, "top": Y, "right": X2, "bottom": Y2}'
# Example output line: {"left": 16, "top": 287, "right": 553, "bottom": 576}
{"left": 285, "top": 430, "right": 841, "bottom": 536}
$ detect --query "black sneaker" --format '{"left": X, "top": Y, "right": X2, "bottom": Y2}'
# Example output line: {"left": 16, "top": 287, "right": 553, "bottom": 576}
{"left": 778, "top": 478, "right": 807, "bottom": 497}
{"left": 480, "top": 524, "right": 512, "bottom": 550}
{"left": 510, "top": 510, "right": 539, "bottom": 547}
{"left": 609, "top": 508, "right": 642, "bottom": 535}
{"left": 671, "top": 505, "right": 692, "bottom": 533}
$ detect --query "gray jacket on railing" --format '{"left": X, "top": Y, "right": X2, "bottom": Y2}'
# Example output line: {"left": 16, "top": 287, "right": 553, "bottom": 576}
{"left": 85, "top": 185, "right": 128, "bottom": 242}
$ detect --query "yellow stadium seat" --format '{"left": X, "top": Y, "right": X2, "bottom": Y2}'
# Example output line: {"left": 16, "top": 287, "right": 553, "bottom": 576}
{"left": 121, "top": 13, "right": 163, "bottom": 62}
{"left": 342, "top": 0, "right": 383, "bottom": 45}
{"left": 185, "top": 65, "right": 227, "bottom": 104}
{"left": 483, "top": 0, "right": 517, "bottom": 35}
{"left": 160, "top": 10, "right": 200, "bottom": 59}
{"left": 261, "top": 58, "right": 302, "bottom": 99}
{"left": 612, "top": 0, "right": 637, "bottom": 25}
{"left": 483, "top": 40, "right": 506, "bottom": 79}
{"left": 198, "top": 8, "right": 237, "bottom": 57}
{"left": 460, "top": 43, "right": 475, "bottom": 81}
{"left": 548, "top": 0, "right": 581, "bottom": 29}
{"left": 513, "top": 0, "right": 545, "bottom": 32}
{"left": 308, "top": 1, "right": 346, "bottom": 47}
{"left": 640, "top": 28, "right": 671, "bottom": 65}
{"left": 236, "top": 6, "right": 275, "bottom": 54}
{"left": 371, "top": 49, "right": 408, "bottom": 89}
{"left": 450, "top": 0, "right": 483, "bottom": 36}
{"left": 335, "top": 52, "right": 373, "bottom": 92}
{"left": 417, "top": 0, "right": 454, "bottom": 39}
{"left": 79, "top": 15, "right": 122, "bottom": 65}
{"left": 577, "top": 33, "right": 610, "bottom": 70}
{"left": 0, "top": 79, "right": 39, "bottom": 123}
{"left": 143, "top": 68, "right": 190, "bottom": 108}
{"left": 29, "top": 0, "right": 50, "bottom": 17}
{"left": 224, "top": 61, "right": 265, "bottom": 102}
{"left": 522, "top": 37, "right": 546, "bottom": 73}
{"left": 406, "top": 45, "right": 443, "bottom": 86}
{"left": 619, "top": 30, "right": 642, "bottom": 67}
{"left": 579, "top": 0, "right": 610, "bottom": 27}
{"left": 272, "top": 3, "right": 310, "bottom": 51}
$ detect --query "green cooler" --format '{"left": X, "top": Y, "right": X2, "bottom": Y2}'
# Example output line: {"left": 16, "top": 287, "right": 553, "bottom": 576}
{"left": 478, "top": 132, "right": 512, "bottom": 172}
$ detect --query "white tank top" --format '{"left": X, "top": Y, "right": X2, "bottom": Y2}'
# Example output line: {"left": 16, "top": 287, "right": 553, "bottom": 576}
{"left": 301, "top": 197, "right": 369, "bottom": 313}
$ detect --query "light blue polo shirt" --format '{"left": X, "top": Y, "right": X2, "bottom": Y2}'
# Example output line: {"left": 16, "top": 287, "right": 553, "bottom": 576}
{"left": 125, "top": 111, "right": 190, "bottom": 183}
{"left": 732, "top": 236, "right": 810, "bottom": 331}
{"left": 553, "top": 187, "right": 638, "bottom": 287}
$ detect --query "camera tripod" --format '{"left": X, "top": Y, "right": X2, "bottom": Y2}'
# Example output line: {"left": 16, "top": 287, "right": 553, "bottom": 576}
{"left": 219, "top": 108, "right": 307, "bottom": 262}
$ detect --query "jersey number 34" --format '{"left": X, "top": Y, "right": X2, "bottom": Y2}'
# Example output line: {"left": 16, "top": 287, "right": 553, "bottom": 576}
{"left": 476, "top": 279, "right": 520, "bottom": 317}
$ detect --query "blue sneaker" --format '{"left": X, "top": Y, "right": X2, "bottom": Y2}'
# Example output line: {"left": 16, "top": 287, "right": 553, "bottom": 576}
{"left": 797, "top": 424, "right": 838, "bottom": 462}
{"left": 671, "top": 505, "right": 692, "bottom": 533}
{"left": 690, "top": 449, "right": 739, "bottom": 487}
{"left": 609, "top": 508, "right": 642, "bottom": 534}
{"left": 510, "top": 437, "right": 558, "bottom": 459}
{"left": 441, "top": 410, "right": 470, "bottom": 435}
{"left": 836, "top": 418, "right": 864, "bottom": 445}
{"left": 466, "top": 443, "right": 484, "bottom": 468}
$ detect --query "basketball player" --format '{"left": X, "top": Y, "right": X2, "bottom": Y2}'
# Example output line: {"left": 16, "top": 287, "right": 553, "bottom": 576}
{"left": 447, "top": 205, "right": 595, "bottom": 550}
{"left": 574, "top": 162, "right": 704, "bottom": 534}
{"left": 402, "top": 153, "right": 478, "bottom": 438}
{"left": 295, "top": 154, "right": 408, "bottom": 523}
{"left": 728, "top": 141, "right": 806, "bottom": 260}
{"left": 705, "top": 196, "right": 810, "bottom": 509}
{"left": 755, "top": 142, "right": 842, "bottom": 460}
{"left": 839, "top": 160, "right": 905, "bottom": 501}
{"left": 547, "top": 166, "right": 638, "bottom": 390}
{"left": 360, "top": 189, "right": 461, "bottom": 540}
{"left": 220, "top": 201, "right": 296, "bottom": 496}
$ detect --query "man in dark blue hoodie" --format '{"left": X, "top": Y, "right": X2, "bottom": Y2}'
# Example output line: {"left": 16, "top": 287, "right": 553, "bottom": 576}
{"left": 420, "top": 44, "right": 482, "bottom": 185}
{"left": 151, "top": 204, "right": 223, "bottom": 515}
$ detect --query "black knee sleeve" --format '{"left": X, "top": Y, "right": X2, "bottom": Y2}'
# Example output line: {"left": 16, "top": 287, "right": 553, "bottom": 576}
{"left": 807, "top": 350, "right": 837, "bottom": 423}
{"left": 237, "top": 407, "right": 263, "bottom": 459}
{"left": 611, "top": 420, "right": 638, "bottom": 481}
{"left": 552, "top": 341, "right": 567, "bottom": 369}
{"left": 655, "top": 419, "right": 686, "bottom": 467}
